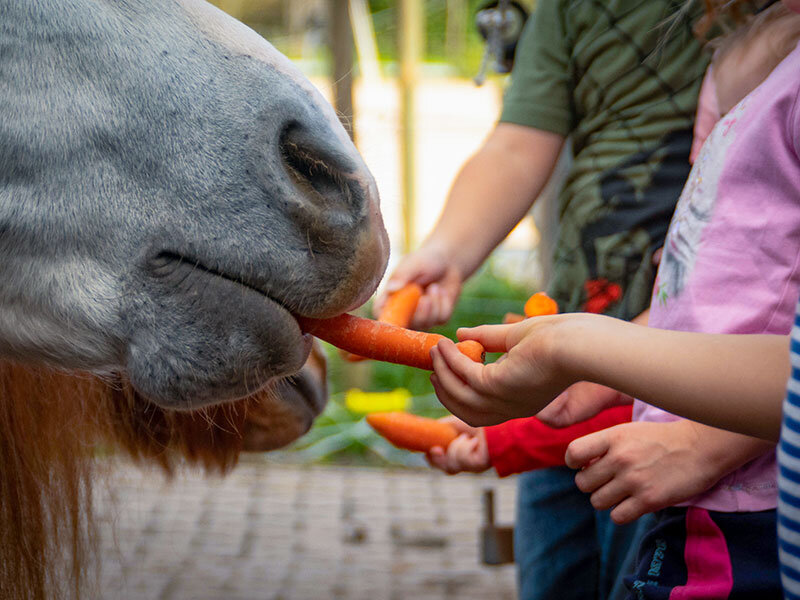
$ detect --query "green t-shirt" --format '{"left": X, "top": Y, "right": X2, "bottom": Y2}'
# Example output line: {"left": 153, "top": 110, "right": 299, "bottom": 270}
{"left": 501, "top": 0, "right": 708, "bottom": 319}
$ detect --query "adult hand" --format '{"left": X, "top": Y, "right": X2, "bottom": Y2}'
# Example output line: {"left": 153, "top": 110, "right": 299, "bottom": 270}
{"left": 565, "top": 420, "right": 774, "bottom": 525}
{"left": 427, "top": 416, "right": 490, "bottom": 474}
{"left": 374, "top": 245, "right": 462, "bottom": 330}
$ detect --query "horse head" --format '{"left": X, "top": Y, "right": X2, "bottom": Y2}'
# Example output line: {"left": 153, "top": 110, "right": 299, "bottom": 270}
{"left": 0, "top": 0, "right": 389, "bottom": 412}
{"left": 1, "top": 3, "right": 390, "bottom": 597}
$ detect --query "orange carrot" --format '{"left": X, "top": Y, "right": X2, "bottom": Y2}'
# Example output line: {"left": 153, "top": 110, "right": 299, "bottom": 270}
{"left": 343, "top": 283, "right": 424, "bottom": 363}
{"left": 455, "top": 340, "right": 485, "bottom": 363}
{"left": 524, "top": 292, "right": 559, "bottom": 318}
{"left": 297, "top": 313, "right": 485, "bottom": 370}
{"left": 502, "top": 312, "right": 525, "bottom": 324}
{"left": 366, "top": 412, "right": 458, "bottom": 452}
{"left": 378, "top": 283, "right": 424, "bottom": 326}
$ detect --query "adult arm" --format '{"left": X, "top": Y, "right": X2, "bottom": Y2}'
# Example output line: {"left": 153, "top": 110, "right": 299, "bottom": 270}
{"left": 418, "top": 123, "right": 565, "bottom": 280}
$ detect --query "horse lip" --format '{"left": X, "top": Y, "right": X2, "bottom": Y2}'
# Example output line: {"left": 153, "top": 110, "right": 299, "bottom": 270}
{"left": 291, "top": 365, "right": 326, "bottom": 417}
{"left": 148, "top": 250, "right": 289, "bottom": 309}
{"left": 147, "top": 250, "right": 313, "bottom": 366}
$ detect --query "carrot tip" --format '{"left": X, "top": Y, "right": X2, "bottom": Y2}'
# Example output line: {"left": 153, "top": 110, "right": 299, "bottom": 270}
{"left": 455, "top": 340, "right": 485, "bottom": 364}
{"left": 524, "top": 292, "right": 559, "bottom": 318}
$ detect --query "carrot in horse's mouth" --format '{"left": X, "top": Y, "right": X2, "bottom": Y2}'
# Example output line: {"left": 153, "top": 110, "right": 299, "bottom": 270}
{"left": 342, "top": 282, "right": 424, "bottom": 362}
{"left": 296, "top": 312, "right": 485, "bottom": 371}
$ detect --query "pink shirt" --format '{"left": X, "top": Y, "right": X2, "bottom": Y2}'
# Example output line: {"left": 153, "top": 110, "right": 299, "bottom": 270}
{"left": 634, "top": 44, "right": 800, "bottom": 512}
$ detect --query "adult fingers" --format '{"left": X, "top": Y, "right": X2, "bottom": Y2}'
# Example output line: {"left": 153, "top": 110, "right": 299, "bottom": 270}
{"left": 427, "top": 283, "right": 455, "bottom": 327}
{"left": 412, "top": 294, "right": 437, "bottom": 330}
{"left": 375, "top": 271, "right": 415, "bottom": 316}
{"left": 440, "top": 268, "right": 462, "bottom": 312}
{"left": 565, "top": 430, "right": 611, "bottom": 470}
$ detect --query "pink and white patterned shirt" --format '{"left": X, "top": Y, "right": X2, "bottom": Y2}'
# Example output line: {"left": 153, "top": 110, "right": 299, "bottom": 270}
{"left": 634, "top": 43, "right": 800, "bottom": 512}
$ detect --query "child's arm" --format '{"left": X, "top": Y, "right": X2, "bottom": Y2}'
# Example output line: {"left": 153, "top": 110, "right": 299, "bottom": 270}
{"left": 375, "top": 123, "right": 565, "bottom": 329}
{"left": 426, "top": 391, "right": 631, "bottom": 476}
{"left": 430, "top": 313, "right": 789, "bottom": 441}
{"left": 564, "top": 420, "right": 774, "bottom": 525}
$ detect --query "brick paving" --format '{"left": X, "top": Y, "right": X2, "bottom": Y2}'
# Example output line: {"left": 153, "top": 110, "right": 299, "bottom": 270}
{"left": 96, "top": 457, "right": 518, "bottom": 600}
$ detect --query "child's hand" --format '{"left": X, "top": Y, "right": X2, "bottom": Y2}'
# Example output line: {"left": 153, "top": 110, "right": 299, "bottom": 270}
{"left": 427, "top": 416, "right": 490, "bottom": 474}
{"left": 429, "top": 317, "right": 574, "bottom": 426}
{"left": 374, "top": 246, "right": 462, "bottom": 330}
{"left": 564, "top": 420, "right": 774, "bottom": 525}
{"left": 536, "top": 382, "right": 633, "bottom": 429}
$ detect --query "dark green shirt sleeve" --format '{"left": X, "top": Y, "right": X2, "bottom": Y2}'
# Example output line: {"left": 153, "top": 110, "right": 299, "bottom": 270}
{"left": 500, "top": 0, "right": 574, "bottom": 135}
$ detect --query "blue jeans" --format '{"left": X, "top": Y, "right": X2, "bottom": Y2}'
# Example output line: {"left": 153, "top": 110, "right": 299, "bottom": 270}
{"left": 515, "top": 467, "right": 644, "bottom": 600}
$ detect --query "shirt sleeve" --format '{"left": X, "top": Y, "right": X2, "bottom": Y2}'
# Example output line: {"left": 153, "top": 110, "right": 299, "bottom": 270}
{"left": 689, "top": 66, "right": 721, "bottom": 164}
{"left": 484, "top": 405, "right": 632, "bottom": 477}
{"left": 499, "top": 0, "right": 574, "bottom": 135}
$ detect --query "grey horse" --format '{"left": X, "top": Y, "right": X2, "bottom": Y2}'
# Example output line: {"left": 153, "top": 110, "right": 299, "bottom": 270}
{"left": 0, "top": 0, "right": 389, "bottom": 412}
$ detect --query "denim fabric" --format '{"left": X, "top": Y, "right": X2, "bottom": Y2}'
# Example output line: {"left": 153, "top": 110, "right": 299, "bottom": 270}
{"left": 515, "top": 467, "right": 642, "bottom": 600}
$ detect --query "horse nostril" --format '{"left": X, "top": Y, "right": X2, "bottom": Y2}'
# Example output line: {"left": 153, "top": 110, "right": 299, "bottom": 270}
{"left": 278, "top": 121, "right": 363, "bottom": 218}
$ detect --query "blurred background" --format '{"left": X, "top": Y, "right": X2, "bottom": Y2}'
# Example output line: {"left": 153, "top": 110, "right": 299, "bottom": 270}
{"left": 203, "top": 0, "right": 551, "bottom": 467}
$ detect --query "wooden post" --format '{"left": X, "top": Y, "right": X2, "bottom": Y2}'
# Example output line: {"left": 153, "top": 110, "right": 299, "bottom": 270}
{"left": 398, "top": 0, "right": 423, "bottom": 253}
{"left": 349, "top": 0, "right": 382, "bottom": 83}
{"left": 330, "top": 0, "right": 355, "bottom": 139}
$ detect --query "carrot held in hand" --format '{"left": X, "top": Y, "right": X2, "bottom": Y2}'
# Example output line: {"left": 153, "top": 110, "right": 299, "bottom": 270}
{"left": 297, "top": 313, "right": 484, "bottom": 370}
{"left": 366, "top": 412, "right": 458, "bottom": 453}
{"left": 524, "top": 292, "right": 559, "bottom": 318}
{"left": 378, "top": 283, "right": 424, "bottom": 326}
{"left": 343, "top": 283, "right": 424, "bottom": 362}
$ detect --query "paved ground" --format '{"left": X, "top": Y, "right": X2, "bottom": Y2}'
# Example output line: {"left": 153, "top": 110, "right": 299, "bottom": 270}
{"left": 96, "top": 458, "right": 518, "bottom": 600}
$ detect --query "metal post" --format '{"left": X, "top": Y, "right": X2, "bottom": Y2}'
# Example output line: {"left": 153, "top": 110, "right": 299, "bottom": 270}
{"left": 331, "top": 0, "right": 355, "bottom": 139}
{"left": 398, "top": 0, "right": 423, "bottom": 253}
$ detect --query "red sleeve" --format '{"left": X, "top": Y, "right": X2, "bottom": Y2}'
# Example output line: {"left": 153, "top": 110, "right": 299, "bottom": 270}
{"left": 483, "top": 405, "right": 632, "bottom": 477}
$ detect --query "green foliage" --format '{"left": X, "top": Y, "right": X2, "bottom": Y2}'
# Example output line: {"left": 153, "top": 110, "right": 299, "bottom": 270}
{"left": 369, "top": 0, "right": 494, "bottom": 75}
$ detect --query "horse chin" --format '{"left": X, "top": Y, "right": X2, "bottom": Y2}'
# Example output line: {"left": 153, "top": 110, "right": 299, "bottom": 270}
{"left": 126, "top": 270, "right": 314, "bottom": 410}
{"left": 241, "top": 340, "right": 327, "bottom": 451}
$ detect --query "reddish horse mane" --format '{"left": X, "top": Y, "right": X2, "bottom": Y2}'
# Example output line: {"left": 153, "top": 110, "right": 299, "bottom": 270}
{"left": 0, "top": 361, "right": 263, "bottom": 600}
